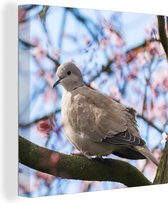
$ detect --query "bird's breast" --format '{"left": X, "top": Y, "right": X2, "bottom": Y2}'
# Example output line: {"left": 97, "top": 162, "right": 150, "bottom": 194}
{"left": 61, "top": 92, "right": 79, "bottom": 145}
{"left": 61, "top": 92, "right": 117, "bottom": 156}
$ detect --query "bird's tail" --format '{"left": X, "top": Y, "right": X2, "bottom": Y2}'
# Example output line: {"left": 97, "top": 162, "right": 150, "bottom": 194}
{"left": 135, "top": 146, "right": 159, "bottom": 166}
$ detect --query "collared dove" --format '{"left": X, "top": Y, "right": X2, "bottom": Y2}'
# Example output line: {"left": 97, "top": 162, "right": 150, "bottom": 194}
{"left": 53, "top": 62, "right": 159, "bottom": 166}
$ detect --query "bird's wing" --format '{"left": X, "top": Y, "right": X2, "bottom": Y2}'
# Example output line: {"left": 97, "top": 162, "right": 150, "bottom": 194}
{"left": 103, "top": 131, "right": 145, "bottom": 146}
{"left": 70, "top": 86, "right": 145, "bottom": 147}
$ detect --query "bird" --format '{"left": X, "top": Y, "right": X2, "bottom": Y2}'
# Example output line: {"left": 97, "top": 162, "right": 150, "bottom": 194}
{"left": 53, "top": 62, "right": 159, "bottom": 166}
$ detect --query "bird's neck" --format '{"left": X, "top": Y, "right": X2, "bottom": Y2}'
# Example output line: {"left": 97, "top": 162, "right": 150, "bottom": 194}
{"left": 64, "top": 81, "right": 85, "bottom": 92}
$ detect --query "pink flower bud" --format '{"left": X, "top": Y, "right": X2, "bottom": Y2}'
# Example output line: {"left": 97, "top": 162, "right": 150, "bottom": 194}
{"left": 37, "top": 120, "right": 53, "bottom": 136}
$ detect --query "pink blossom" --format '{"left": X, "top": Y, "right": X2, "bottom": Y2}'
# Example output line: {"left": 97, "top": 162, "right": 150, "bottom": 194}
{"left": 31, "top": 45, "right": 46, "bottom": 60}
{"left": 99, "top": 38, "right": 109, "bottom": 49}
{"left": 109, "top": 85, "right": 121, "bottom": 100}
{"left": 32, "top": 38, "right": 40, "bottom": 46}
{"left": 161, "top": 132, "right": 168, "bottom": 144}
{"left": 37, "top": 120, "right": 53, "bottom": 136}
{"left": 146, "top": 102, "right": 167, "bottom": 124}
{"left": 162, "top": 78, "right": 168, "bottom": 91}
{"left": 116, "top": 53, "right": 125, "bottom": 68}
{"left": 152, "top": 66, "right": 168, "bottom": 92}
{"left": 19, "top": 173, "right": 39, "bottom": 194}
{"left": 127, "top": 73, "right": 137, "bottom": 81}
{"left": 44, "top": 72, "right": 55, "bottom": 88}
{"left": 18, "top": 8, "right": 26, "bottom": 23}
{"left": 36, "top": 172, "right": 54, "bottom": 185}
{"left": 153, "top": 148, "right": 162, "bottom": 161}
{"left": 43, "top": 87, "right": 57, "bottom": 103}
{"left": 85, "top": 36, "right": 91, "bottom": 46}
{"left": 102, "top": 76, "right": 108, "bottom": 82}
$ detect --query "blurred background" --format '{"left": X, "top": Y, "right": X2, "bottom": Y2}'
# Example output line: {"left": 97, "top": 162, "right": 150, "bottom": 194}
{"left": 18, "top": 5, "right": 168, "bottom": 197}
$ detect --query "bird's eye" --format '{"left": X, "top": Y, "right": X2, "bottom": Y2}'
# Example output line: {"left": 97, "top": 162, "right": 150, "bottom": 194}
{"left": 67, "top": 71, "right": 71, "bottom": 75}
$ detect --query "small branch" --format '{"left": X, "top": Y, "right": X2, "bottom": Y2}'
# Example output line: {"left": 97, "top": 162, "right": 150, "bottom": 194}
{"left": 19, "top": 136, "right": 151, "bottom": 187}
{"left": 67, "top": 8, "right": 99, "bottom": 42}
{"left": 88, "top": 60, "right": 114, "bottom": 84}
{"left": 125, "top": 39, "right": 160, "bottom": 63}
{"left": 154, "top": 139, "right": 168, "bottom": 184}
{"left": 157, "top": 16, "right": 168, "bottom": 59}
{"left": 137, "top": 114, "right": 167, "bottom": 135}
{"left": 19, "top": 109, "right": 61, "bottom": 128}
{"left": 19, "top": 39, "right": 60, "bottom": 68}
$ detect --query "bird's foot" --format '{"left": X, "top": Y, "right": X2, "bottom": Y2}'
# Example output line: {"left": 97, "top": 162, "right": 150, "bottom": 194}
{"left": 71, "top": 152, "right": 84, "bottom": 157}
{"left": 94, "top": 156, "right": 104, "bottom": 162}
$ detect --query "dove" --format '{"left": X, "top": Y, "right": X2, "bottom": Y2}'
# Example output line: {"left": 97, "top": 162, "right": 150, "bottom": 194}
{"left": 53, "top": 62, "right": 159, "bottom": 166}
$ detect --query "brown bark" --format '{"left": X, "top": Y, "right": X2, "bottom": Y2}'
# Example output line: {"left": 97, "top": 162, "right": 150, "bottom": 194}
{"left": 157, "top": 16, "right": 168, "bottom": 59}
{"left": 19, "top": 136, "right": 151, "bottom": 187}
{"left": 154, "top": 139, "right": 168, "bottom": 184}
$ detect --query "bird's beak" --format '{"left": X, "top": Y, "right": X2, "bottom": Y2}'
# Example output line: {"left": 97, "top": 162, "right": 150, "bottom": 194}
{"left": 53, "top": 79, "right": 61, "bottom": 88}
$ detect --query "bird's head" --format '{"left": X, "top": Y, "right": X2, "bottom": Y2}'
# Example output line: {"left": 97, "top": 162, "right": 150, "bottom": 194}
{"left": 53, "top": 62, "right": 84, "bottom": 91}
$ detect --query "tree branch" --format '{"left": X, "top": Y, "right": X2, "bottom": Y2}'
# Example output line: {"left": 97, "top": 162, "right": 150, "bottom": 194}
{"left": 154, "top": 139, "right": 168, "bottom": 184}
{"left": 19, "top": 109, "right": 61, "bottom": 128}
{"left": 19, "top": 136, "right": 151, "bottom": 187}
{"left": 125, "top": 38, "right": 160, "bottom": 63}
{"left": 137, "top": 114, "right": 167, "bottom": 135}
{"left": 157, "top": 16, "right": 168, "bottom": 59}
{"left": 19, "top": 39, "right": 60, "bottom": 67}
